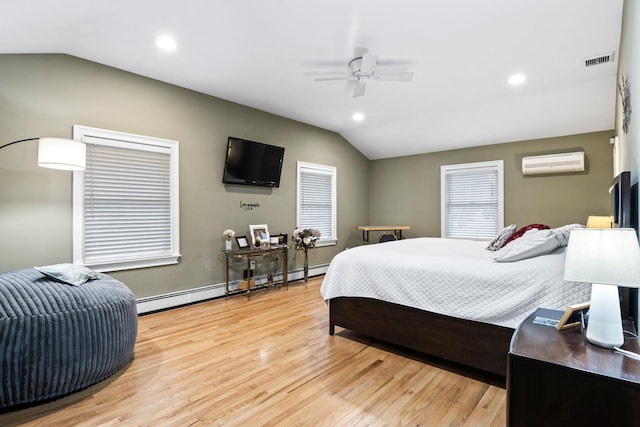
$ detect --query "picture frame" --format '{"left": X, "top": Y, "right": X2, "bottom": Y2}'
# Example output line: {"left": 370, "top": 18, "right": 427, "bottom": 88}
{"left": 235, "top": 236, "right": 249, "bottom": 249}
{"left": 269, "top": 233, "right": 287, "bottom": 246}
{"left": 249, "top": 224, "right": 269, "bottom": 247}
{"left": 556, "top": 301, "right": 590, "bottom": 330}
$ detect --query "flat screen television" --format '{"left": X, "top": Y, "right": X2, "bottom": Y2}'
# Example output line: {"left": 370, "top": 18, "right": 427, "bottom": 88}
{"left": 222, "top": 137, "right": 285, "bottom": 187}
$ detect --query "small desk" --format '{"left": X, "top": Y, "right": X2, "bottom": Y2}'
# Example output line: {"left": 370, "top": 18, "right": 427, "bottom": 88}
{"left": 357, "top": 225, "right": 410, "bottom": 242}
{"left": 507, "top": 308, "right": 640, "bottom": 427}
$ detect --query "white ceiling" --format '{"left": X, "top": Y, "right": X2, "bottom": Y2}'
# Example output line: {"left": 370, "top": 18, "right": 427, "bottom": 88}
{"left": 0, "top": 0, "right": 624, "bottom": 159}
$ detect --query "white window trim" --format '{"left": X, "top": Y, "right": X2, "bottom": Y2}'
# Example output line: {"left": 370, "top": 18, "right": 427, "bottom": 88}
{"left": 296, "top": 161, "right": 337, "bottom": 246}
{"left": 72, "top": 125, "right": 180, "bottom": 272}
{"left": 440, "top": 160, "right": 504, "bottom": 240}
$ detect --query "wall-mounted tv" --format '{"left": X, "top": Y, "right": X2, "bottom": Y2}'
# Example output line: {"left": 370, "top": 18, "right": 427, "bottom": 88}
{"left": 222, "top": 137, "right": 285, "bottom": 187}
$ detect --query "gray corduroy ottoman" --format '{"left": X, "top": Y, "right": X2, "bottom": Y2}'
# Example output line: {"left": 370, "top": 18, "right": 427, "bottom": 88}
{"left": 0, "top": 268, "right": 138, "bottom": 409}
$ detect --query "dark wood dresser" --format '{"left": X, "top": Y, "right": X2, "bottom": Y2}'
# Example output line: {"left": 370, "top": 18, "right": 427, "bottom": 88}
{"left": 507, "top": 308, "right": 640, "bottom": 427}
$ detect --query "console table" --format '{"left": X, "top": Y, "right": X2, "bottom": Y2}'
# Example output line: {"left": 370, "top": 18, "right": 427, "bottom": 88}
{"left": 507, "top": 308, "right": 640, "bottom": 426}
{"left": 222, "top": 246, "right": 288, "bottom": 297}
{"left": 357, "top": 225, "right": 410, "bottom": 242}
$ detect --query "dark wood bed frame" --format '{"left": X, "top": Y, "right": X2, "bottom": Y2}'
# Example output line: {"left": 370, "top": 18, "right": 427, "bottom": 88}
{"left": 329, "top": 297, "right": 514, "bottom": 376}
{"left": 328, "top": 172, "right": 636, "bottom": 378}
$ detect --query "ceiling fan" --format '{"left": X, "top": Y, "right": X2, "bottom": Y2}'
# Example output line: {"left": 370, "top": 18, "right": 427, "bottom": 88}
{"left": 314, "top": 53, "right": 414, "bottom": 98}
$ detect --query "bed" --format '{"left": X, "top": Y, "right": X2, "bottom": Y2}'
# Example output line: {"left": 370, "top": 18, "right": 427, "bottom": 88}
{"left": 321, "top": 171, "right": 638, "bottom": 376}
{"left": 321, "top": 228, "right": 593, "bottom": 376}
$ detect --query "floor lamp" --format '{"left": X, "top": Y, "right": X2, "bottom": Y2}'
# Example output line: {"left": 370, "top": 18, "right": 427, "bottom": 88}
{"left": 0, "top": 137, "right": 86, "bottom": 171}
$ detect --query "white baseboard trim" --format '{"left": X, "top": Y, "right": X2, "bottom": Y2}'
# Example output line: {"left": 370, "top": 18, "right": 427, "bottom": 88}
{"left": 136, "top": 264, "right": 329, "bottom": 314}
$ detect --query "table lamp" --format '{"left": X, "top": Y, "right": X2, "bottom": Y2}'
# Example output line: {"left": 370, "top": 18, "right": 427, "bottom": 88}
{"left": 0, "top": 137, "right": 86, "bottom": 170}
{"left": 564, "top": 228, "right": 640, "bottom": 348}
{"left": 586, "top": 215, "right": 613, "bottom": 229}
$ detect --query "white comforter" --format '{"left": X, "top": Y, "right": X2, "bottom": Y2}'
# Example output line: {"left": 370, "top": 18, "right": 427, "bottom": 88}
{"left": 320, "top": 237, "right": 592, "bottom": 328}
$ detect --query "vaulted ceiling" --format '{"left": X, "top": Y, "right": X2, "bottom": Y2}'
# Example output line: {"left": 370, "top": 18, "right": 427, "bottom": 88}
{"left": 1, "top": 0, "right": 624, "bottom": 159}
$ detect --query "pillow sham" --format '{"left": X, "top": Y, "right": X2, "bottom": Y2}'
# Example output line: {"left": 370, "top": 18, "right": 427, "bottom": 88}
{"left": 486, "top": 224, "right": 517, "bottom": 251}
{"left": 34, "top": 263, "right": 100, "bottom": 286}
{"left": 492, "top": 229, "right": 561, "bottom": 262}
{"left": 502, "top": 223, "right": 550, "bottom": 247}
{"left": 551, "top": 223, "right": 584, "bottom": 246}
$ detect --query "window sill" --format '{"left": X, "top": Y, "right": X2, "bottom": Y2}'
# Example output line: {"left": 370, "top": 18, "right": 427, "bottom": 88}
{"left": 315, "top": 239, "right": 337, "bottom": 248}
{"left": 83, "top": 254, "right": 181, "bottom": 273}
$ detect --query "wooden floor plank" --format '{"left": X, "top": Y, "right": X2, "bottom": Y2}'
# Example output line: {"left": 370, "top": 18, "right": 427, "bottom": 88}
{"left": 0, "top": 277, "right": 506, "bottom": 426}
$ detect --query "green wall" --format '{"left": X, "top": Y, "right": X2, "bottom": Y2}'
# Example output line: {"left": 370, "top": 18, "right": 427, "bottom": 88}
{"left": 0, "top": 54, "right": 370, "bottom": 298}
{"left": 369, "top": 131, "right": 614, "bottom": 239}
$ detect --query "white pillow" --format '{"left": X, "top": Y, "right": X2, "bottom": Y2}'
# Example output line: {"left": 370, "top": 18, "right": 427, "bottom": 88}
{"left": 486, "top": 224, "right": 517, "bottom": 251}
{"left": 551, "top": 223, "right": 584, "bottom": 246}
{"left": 491, "top": 229, "right": 561, "bottom": 262}
{"left": 34, "top": 263, "right": 100, "bottom": 286}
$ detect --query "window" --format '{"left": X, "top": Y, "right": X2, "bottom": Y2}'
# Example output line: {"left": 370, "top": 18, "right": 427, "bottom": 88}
{"left": 296, "top": 161, "right": 337, "bottom": 246}
{"left": 441, "top": 160, "right": 504, "bottom": 240}
{"left": 72, "top": 125, "right": 180, "bottom": 272}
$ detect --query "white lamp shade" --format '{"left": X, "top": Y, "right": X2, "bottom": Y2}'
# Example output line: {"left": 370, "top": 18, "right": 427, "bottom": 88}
{"left": 564, "top": 228, "right": 640, "bottom": 288}
{"left": 37, "top": 138, "right": 86, "bottom": 171}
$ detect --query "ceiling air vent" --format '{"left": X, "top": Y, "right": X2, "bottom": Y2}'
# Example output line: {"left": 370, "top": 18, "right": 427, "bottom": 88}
{"left": 583, "top": 52, "right": 615, "bottom": 67}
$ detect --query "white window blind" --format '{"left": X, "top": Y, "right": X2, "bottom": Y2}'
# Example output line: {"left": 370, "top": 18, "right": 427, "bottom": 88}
{"left": 296, "top": 161, "right": 337, "bottom": 245}
{"left": 441, "top": 160, "right": 504, "bottom": 240}
{"left": 73, "top": 125, "right": 180, "bottom": 271}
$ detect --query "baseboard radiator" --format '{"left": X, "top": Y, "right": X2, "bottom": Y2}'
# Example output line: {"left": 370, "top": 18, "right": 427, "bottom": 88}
{"left": 136, "top": 264, "right": 329, "bottom": 314}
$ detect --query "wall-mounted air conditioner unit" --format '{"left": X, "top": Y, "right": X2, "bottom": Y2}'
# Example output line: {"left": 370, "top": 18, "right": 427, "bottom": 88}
{"left": 521, "top": 151, "right": 585, "bottom": 175}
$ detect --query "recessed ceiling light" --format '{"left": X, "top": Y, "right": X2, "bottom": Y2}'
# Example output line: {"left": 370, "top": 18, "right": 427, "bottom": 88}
{"left": 508, "top": 73, "right": 526, "bottom": 85}
{"left": 156, "top": 35, "right": 177, "bottom": 52}
{"left": 352, "top": 112, "right": 365, "bottom": 122}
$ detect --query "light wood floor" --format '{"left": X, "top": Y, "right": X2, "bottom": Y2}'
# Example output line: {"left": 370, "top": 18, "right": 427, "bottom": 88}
{"left": 0, "top": 277, "right": 506, "bottom": 426}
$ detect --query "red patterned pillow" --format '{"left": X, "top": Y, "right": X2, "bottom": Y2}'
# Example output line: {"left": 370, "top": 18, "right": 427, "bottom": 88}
{"left": 502, "top": 223, "right": 550, "bottom": 247}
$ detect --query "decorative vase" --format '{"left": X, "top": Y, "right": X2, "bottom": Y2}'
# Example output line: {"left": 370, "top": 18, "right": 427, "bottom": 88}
{"left": 303, "top": 247, "right": 309, "bottom": 282}
{"left": 225, "top": 239, "right": 232, "bottom": 251}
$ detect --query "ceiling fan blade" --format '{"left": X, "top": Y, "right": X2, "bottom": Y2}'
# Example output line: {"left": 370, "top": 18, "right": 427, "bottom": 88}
{"left": 371, "top": 67, "right": 410, "bottom": 74}
{"left": 353, "top": 81, "right": 366, "bottom": 97}
{"left": 345, "top": 80, "right": 357, "bottom": 93}
{"left": 374, "top": 72, "right": 414, "bottom": 82}
{"left": 305, "top": 70, "right": 351, "bottom": 77}
{"left": 360, "top": 54, "right": 378, "bottom": 74}
{"left": 314, "top": 76, "right": 350, "bottom": 82}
